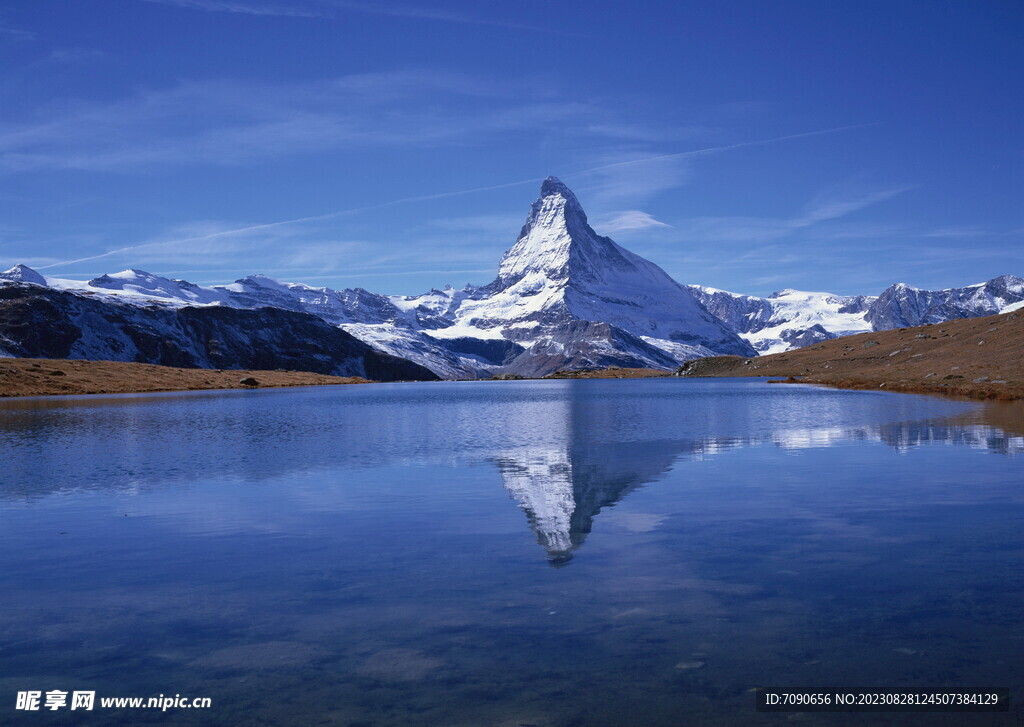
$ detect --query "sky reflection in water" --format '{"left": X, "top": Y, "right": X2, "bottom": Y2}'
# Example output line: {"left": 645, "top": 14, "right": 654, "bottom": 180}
{"left": 0, "top": 379, "right": 1021, "bottom": 726}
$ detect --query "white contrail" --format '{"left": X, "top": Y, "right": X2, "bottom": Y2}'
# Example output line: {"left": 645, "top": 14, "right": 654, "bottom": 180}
{"left": 37, "top": 123, "right": 875, "bottom": 272}
{"left": 35, "top": 179, "right": 541, "bottom": 270}
{"left": 569, "top": 122, "right": 879, "bottom": 175}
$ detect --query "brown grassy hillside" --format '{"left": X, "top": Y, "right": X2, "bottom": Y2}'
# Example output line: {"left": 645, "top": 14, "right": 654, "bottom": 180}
{"left": 0, "top": 358, "right": 369, "bottom": 398}
{"left": 680, "top": 311, "right": 1024, "bottom": 400}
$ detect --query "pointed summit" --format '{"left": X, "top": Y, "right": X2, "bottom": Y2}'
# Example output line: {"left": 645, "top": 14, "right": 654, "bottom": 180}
{"left": 0, "top": 264, "right": 47, "bottom": 286}
{"left": 499, "top": 177, "right": 600, "bottom": 284}
{"left": 535, "top": 176, "right": 590, "bottom": 230}
{"left": 459, "top": 176, "right": 757, "bottom": 370}
{"left": 539, "top": 175, "right": 573, "bottom": 198}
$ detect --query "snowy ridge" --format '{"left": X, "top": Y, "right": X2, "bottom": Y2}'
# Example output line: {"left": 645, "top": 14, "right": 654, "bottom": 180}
{"left": 2, "top": 178, "right": 1021, "bottom": 374}
{"left": 688, "top": 285, "right": 875, "bottom": 354}
{"left": 0, "top": 264, "right": 47, "bottom": 286}
{"left": 1, "top": 179, "right": 753, "bottom": 376}
{"left": 865, "top": 276, "right": 1024, "bottom": 330}
{"left": 437, "top": 176, "right": 754, "bottom": 372}
{"left": 688, "top": 275, "right": 1023, "bottom": 355}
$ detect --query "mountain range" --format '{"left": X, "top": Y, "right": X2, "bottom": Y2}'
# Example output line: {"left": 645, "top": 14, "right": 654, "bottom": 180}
{"left": 1, "top": 177, "right": 1021, "bottom": 378}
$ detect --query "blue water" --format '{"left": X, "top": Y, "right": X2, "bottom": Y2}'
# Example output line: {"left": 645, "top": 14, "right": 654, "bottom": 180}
{"left": 1, "top": 379, "right": 1022, "bottom": 726}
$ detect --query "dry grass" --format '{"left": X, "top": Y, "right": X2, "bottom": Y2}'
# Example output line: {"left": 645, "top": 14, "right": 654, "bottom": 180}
{"left": 682, "top": 311, "right": 1024, "bottom": 400}
{"left": 6, "top": 311, "right": 1022, "bottom": 401}
{"left": 0, "top": 358, "right": 369, "bottom": 398}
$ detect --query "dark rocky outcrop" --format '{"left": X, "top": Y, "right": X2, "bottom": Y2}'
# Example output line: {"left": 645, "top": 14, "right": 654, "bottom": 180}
{"left": 435, "top": 336, "right": 525, "bottom": 366}
{"left": 497, "top": 320, "right": 681, "bottom": 378}
{"left": 0, "top": 285, "right": 437, "bottom": 381}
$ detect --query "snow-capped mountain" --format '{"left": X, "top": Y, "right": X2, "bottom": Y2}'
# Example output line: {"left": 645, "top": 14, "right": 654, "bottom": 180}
{"left": 687, "top": 275, "right": 1023, "bottom": 355}
{"left": 687, "top": 286, "right": 875, "bottom": 354}
{"left": 85, "top": 268, "right": 225, "bottom": 305}
{"left": 865, "top": 276, "right": 1024, "bottom": 330}
{"left": 0, "top": 264, "right": 47, "bottom": 286}
{"left": 422, "top": 177, "right": 755, "bottom": 375}
{"left": 0, "top": 283, "right": 437, "bottom": 380}
{"left": 0, "top": 178, "right": 754, "bottom": 377}
{"left": 2, "top": 177, "right": 1021, "bottom": 375}
{"left": 6, "top": 265, "right": 501, "bottom": 378}
{"left": 319, "top": 178, "right": 755, "bottom": 375}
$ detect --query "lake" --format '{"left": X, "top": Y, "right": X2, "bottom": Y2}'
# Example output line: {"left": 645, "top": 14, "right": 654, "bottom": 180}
{"left": 1, "top": 379, "right": 1022, "bottom": 726}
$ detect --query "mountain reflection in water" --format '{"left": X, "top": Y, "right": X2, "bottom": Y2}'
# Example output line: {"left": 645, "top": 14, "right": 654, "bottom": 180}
{"left": 2, "top": 380, "right": 1023, "bottom": 726}
{"left": 491, "top": 392, "right": 1022, "bottom": 566}
{"left": 1, "top": 380, "right": 1021, "bottom": 565}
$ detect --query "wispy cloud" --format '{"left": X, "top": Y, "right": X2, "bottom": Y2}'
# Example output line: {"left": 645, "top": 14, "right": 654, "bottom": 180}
{"left": 669, "top": 185, "right": 913, "bottom": 244}
{"left": 33, "top": 219, "right": 319, "bottom": 271}
{"left": 271, "top": 268, "right": 496, "bottom": 282}
{"left": 0, "top": 23, "right": 34, "bottom": 42}
{"left": 583, "top": 122, "right": 711, "bottom": 144}
{"left": 560, "top": 123, "right": 879, "bottom": 209}
{"left": 34, "top": 177, "right": 543, "bottom": 271}
{"left": 428, "top": 213, "right": 525, "bottom": 235}
{"left": 595, "top": 210, "right": 671, "bottom": 234}
{"left": 321, "top": 0, "right": 565, "bottom": 33}
{"left": 140, "top": 0, "right": 325, "bottom": 17}
{"left": 796, "top": 185, "right": 913, "bottom": 227}
{"left": 0, "top": 61, "right": 871, "bottom": 184}
{"left": 923, "top": 226, "right": 987, "bottom": 238}
{"left": 0, "top": 72, "right": 591, "bottom": 173}
{"left": 281, "top": 241, "right": 377, "bottom": 272}
{"left": 752, "top": 274, "right": 789, "bottom": 287}
{"left": 140, "top": 0, "right": 563, "bottom": 33}
{"left": 35, "top": 123, "right": 878, "bottom": 274}
{"left": 1, "top": 48, "right": 109, "bottom": 96}
{"left": 573, "top": 123, "right": 880, "bottom": 180}
{"left": 576, "top": 151, "right": 695, "bottom": 207}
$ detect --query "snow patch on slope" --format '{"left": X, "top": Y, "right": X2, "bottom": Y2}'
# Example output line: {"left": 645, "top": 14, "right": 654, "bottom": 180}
{"left": 688, "top": 285, "right": 874, "bottom": 354}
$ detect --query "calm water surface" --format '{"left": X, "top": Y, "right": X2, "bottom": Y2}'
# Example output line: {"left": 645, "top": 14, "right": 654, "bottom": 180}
{"left": 1, "top": 379, "right": 1022, "bottom": 726}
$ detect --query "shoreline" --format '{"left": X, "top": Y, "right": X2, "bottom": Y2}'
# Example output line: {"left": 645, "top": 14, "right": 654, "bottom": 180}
{"left": 2, "top": 361, "right": 1020, "bottom": 403}
{"left": 762, "top": 375, "right": 1024, "bottom": 401}
{"left": 544, "top": 368, "right": 1024, "bottom": 401}
{"left": 3, "top": 306, "right": 1021, "bottom": 402}
{"left": 0, "top": 358, "right": 370, "bottom": 399}
{"left": 677, "top": 311, "right": 1023, "bottom": 402}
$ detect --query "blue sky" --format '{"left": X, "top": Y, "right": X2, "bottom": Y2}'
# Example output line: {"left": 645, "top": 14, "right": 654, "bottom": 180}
{"left": 0, "top": 0, "right": 1021, "bottom": 296}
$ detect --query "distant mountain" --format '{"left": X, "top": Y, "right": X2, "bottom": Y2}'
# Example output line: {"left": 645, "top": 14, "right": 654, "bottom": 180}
{"left": 865, "top": 276, "right": 1024, "bottom": 330}
{"left": 687, "top": 276, "right": 1023, "bottom": 355}
{"left": 0, "top": 284, "right": 437, "bottom": 381}
{"left": 1, "top": 178, "right": 1021, "bottom": 377}
{"left": 0, "top": 264, "right": 47, "bottom": 286}
{"left": 687, "top": 286, "right": 875, "bottom": 354}
{"left": 0, "top": 178, "right": 754, "bottom": 377}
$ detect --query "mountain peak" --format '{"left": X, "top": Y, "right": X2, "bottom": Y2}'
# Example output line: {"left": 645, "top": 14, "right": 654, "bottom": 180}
{"left": 536, "top": 176, "right": 584, "bottom": 218}
{"left": 540, "top": 175, "right": 571, "bottom": 197}
{"left": 1, "top": 264, "right": 47, "bottom": 286}
{"left": 235, "top": 274, "right": 282, "bottom": 287}
{"left": 497, "top": 177, "right": 597, "bottom": 284}
{"left": 114, "top": 268, "right": 155, "bottom": 278}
